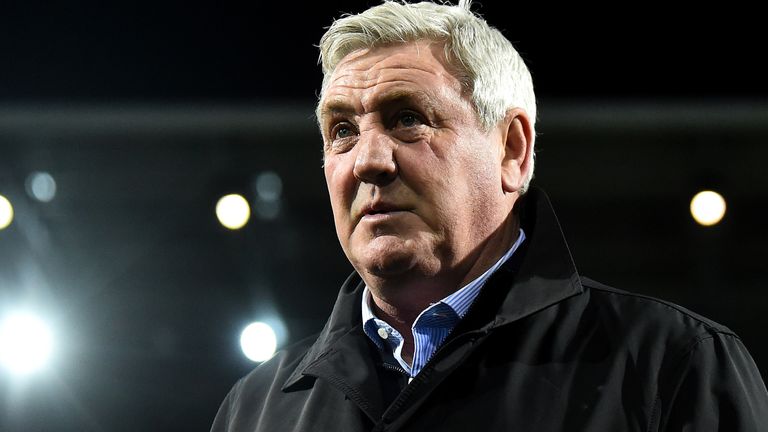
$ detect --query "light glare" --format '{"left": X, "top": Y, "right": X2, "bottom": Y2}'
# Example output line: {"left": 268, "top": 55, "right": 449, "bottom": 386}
{"left": 216, "top": 194, "right": 251, "bottom": 230}
{"left": 27, "top": 171, "right": 57, "bottom": 202}
{"left": 255, "top": 172, "right": 283, "bottom": 202}
{"left": 690, "top": 190, "right": 726, "bottom": 226}
{"left": 240, "top": 322, "right": 277, "bottom": 362}
{"left": 0, "top": 195, "right": 13, "bottom": 230}
{"left": 0, "top": 312, "right": 54, "bottom": 375}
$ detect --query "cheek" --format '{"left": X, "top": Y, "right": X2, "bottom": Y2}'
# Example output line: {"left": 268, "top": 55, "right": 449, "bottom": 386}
{"left": 425, "top": 148, "right": 500, "bottom": 223}
{"left": 324, "top": 157, "right": 356, "bottom": 222}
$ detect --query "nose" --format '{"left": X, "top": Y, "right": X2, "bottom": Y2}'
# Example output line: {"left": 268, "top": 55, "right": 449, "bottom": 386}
{"left": 353, "top": 128, "right": 398, "bottom": 186}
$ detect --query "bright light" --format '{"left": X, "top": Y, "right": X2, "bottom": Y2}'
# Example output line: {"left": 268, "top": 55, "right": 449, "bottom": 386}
{"left": 0, "top": 195, "right": 13, "bottom": 230}
{"left": 0, "top": 312, "right": 54, "bottom": 375}
{"left": 216, "top": 194, "right": 251, "bottom": 230}
{"left": 26, "top": 171, "right": 57, "bottom": 202}
{"left": 240, "top": 322, "right": 277, "bottom": 362}
{"left": 690, "top": 190, "right": 727, "bottom": 226}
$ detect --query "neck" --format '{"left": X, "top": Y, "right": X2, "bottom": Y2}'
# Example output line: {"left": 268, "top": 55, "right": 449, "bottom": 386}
{"left": 366, "top": 214, "right": 521, "bottom": 360}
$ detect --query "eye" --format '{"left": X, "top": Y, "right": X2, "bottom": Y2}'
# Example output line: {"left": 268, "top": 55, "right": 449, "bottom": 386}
{"left": 397, "top": 112, "right": 422, "bottom": 128}
{"left": 331, "top": 122, "right": 357, "bottom": 140}
{"left": 337, "top": 126, "right": 354, "bottom": 138}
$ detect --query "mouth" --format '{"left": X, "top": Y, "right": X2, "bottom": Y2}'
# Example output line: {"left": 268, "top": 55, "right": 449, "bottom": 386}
{"left": 359, "top": 202, "right": 408, "bottom": 219}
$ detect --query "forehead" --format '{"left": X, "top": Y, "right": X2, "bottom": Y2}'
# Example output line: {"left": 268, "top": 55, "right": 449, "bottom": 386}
{"left": 320, "top": 41, "right": 466, "bottom": 116}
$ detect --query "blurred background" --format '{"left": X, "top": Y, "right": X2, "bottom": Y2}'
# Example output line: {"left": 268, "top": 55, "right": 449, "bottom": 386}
{"left": 1, "top": 1, "right": 766, "bottom": 431}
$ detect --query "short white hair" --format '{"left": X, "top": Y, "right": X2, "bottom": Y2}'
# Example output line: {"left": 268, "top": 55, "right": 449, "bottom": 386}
{"left": 317, "top": 0, "right": 537, "bottom": 192}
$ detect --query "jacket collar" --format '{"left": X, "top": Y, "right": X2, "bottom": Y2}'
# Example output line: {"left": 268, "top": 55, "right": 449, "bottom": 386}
{"left": 282, "top": 270, "right": 367, "bottom": 391}
{"left": 282, "top": 188, "right": 583, "bottom": 410}
{"left": 487, "top": 186, "right": 583, "bottom": 327}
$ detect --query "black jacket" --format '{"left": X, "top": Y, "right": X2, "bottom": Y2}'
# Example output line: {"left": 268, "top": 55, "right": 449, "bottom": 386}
{"left": 211, "top": 190, "right": 768, "bottom": 431}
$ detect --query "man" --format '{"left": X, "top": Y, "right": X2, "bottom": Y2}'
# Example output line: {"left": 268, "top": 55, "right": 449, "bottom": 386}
{"left": 212, "top": 2, "right": 768, "bottom": 431}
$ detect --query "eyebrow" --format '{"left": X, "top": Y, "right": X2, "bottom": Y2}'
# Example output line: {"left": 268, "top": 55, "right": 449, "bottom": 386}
{"left": 318, "top": 100, "right": 356, "bottom": 123}
{"left": 319, "top": 88, "right": 438, "bottom": 123}
{"left": 375, "top": 89, "right": 437, "bottom": 114}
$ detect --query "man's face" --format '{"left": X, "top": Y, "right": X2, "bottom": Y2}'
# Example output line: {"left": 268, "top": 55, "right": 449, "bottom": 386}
{"left": 320, "top": 41, "right": 511, "bottom": 287}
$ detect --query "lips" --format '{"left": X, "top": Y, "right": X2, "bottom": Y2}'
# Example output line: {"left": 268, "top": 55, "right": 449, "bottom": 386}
{"left": 358, "top": 201, "right": 408, "bottom": 220}
{"left": 363, "top": 202, "right": 399, "bottom": 215}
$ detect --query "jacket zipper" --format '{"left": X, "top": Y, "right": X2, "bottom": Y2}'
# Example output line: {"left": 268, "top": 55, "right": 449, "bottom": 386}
{"left": 382, "top": 297, "right": 494, "bottom": 422}
{"left": 380, "top": 362, "right": 409, "bottom": 376}
{"left": 381, "top": 267, "right": 517, "bottom": 424}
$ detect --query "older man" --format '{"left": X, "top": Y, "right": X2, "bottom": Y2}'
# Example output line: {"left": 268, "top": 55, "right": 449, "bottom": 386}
{"left": 212, "top": 2, "right": 768, "bottom": 431}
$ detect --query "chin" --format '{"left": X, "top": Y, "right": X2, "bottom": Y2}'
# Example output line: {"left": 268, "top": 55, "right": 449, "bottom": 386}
{"left": 359, "top": 250, "right": 416, "bottom": 279}
{"left": 352, "top": 238, "right": 420, "bottom": 279}
{"left": 356, "top": 245, "right": 446, "bottom": 288}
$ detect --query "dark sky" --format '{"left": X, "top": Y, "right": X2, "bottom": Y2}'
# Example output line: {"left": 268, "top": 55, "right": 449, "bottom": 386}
{"left": 1, "top": 1, "right": 766, "bottom": 103}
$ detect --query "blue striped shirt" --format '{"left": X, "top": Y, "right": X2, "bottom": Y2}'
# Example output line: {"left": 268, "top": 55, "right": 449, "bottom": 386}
{"left": 362, "top": 229, "right": 526, "bottom": 377}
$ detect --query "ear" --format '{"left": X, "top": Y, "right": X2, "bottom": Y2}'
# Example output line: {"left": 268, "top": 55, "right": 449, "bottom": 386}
{"left": 499, "top": 108, "right": 534, "bottom": 193}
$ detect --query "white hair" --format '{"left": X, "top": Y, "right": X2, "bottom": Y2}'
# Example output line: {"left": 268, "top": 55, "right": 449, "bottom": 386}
{"left": 317, "top": 0, "right": 537, "bottom": 192}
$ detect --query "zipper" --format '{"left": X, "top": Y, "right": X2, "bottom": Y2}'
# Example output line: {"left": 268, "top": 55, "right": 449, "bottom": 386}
{"left": 380, "top": 361, "right": 409, "bottom": 376}
{"left": 379, "top": 261, "right": 517, "bottom": 425}
{"left": 381, "top": 296, "right": 493, "bottom": 422}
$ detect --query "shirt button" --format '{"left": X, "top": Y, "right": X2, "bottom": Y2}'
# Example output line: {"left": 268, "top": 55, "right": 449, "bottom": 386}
{"left": 377, "top": 328, "right": 389, "bottom": 340}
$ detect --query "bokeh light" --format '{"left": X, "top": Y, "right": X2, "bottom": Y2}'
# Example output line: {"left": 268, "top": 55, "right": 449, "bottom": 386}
{"left": 26, "top": 171, "right": 57, "bottom": 202}
{"left": 240, "top": 322, "right": 277, "bottom": 362}
{"left": 0, "top": 194, "right": 13, "bottom": 230}
{"left": 0, "top": 311, "right": 54, "bottom": 375}
{"left": 255, "top": 171, "right": 283, "bottom": 202}
{"left": 216, "top": 194, "right": 251, "bottom": 230}
{"left": 690, "top": 190, "right": 727, "bottom": 226}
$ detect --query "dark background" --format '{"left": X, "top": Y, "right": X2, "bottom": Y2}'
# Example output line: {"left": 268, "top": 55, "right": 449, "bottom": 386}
{"left": 1, "top": 1, "right": 766, "bottom": 431}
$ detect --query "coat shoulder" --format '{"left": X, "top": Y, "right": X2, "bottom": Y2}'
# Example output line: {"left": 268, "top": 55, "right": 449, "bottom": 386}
{"left": 239, "top": 332, "right": 319, "bottom": 393}
{"left": 578, "top": 276, "right": 738, "bottom": 348}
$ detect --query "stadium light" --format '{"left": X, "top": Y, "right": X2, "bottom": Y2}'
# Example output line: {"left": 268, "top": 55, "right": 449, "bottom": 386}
{"left": 0, "top": 194, "right": 13, "bottom": 230}
{"left": 690, "top": 190, "right": 726, "bottom": 226}
{"left": 240, "top": 322, "right": 277, "bottom": 362}
{"left": 216, "top": 194, "right": 251, "bottom": 230}
{"left": 0, "top": 311, "right": 54, "bottom": 375}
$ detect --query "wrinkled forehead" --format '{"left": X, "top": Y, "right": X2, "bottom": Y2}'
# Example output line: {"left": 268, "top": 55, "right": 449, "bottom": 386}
{"left": 317, "top": 41, "right": 469, "bottom": 119}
